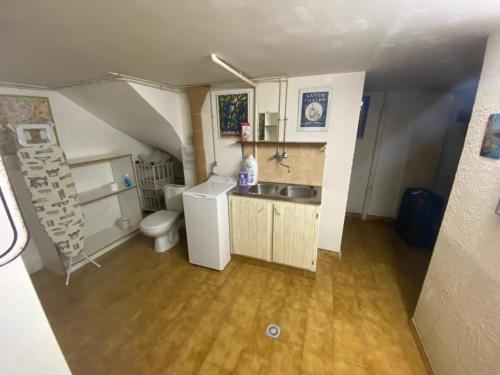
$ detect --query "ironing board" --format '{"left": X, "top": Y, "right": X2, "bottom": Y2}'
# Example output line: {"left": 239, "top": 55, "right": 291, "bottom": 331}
{"left": 17, "top": 145, "right": 100, "bottom": 284}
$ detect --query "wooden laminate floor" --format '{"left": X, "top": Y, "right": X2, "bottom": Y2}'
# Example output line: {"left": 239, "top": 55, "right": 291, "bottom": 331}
{"left": 31, "top": 218, "right": 432, "bottom": 375}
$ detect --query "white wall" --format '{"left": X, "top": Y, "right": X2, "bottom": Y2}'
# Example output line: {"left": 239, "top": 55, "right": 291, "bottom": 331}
{"left": 0, "top": 86, "right": 153, "bottom": 273}
{"left": 202, "top": 72, "right": 366, "bottom": 252}
{"left": 347, "top": 89, "right": 474, "bottom": 218}
{"left": 1, "top": 158, "right": 70, "bottom": 374}
{"left": 0, "top": 259, "right": 72, "bottom": 375}
{"left": 413, "top": 32, "right": 500, "bottom": 375}
{"left": 346, "top": 92, "right": 385, "bottom": 213}
{"left": 366, "top": 91, "right": 421, "bottom": 217}
{"left": 0, "top": 87, "right": 153, "bottom": 160}
{"left": 400, "top": 93, "right": 454, "bottom": 191}
{"left": 433, "top": 89, "right": 476, "bottom": 199}
{"left": 59, "top": 81, "right": 182, "bottom": 159}
{"left": 129, "top": 83, "right": 196, "bottom": 186}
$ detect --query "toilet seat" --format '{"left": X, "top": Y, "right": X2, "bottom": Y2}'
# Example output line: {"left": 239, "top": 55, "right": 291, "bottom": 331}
{"left": 140, "top": 210, "right": 179, "bottom": 231}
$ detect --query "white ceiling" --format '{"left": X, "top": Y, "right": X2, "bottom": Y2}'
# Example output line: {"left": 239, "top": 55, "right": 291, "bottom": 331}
{"left": 1, "top": 0, "right": 499, "bottom": 89}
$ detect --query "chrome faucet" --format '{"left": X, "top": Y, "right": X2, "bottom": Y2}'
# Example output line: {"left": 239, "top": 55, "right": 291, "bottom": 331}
{"left": 279, "top": 161, "right": 291, "bottom": 173}
{"left": 273, "top": 150, "right": 288, "bottom": 160}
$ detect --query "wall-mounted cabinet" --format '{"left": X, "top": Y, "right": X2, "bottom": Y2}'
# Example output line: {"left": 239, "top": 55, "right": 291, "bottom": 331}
{"left": 229, "top": 195, "right": 320, "bottom": 271}
{"left": 258, "top": 112, "right": 279, "bottom": 142}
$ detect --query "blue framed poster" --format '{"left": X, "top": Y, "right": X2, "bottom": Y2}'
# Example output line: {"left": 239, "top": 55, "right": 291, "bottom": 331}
{"left": 357, "top": 95, "right": 371, "bottom": 139}
{"left": 298, "top": 88, "right": 332, "bottom": 132}
{"left": 215, "top": 89, "right": 253, "bottom": 139}
{"left": 480, "top": 113, "right": 500, "bottom": 159}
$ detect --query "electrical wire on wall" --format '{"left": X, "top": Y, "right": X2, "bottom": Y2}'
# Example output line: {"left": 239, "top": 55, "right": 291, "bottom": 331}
{"left": 208, "top": 89, "right": 219, "bottom": 176}
{"left": 361, "top": 91, "right": 388, "bottom": 220}
{"left": 253, "top": 85, "right": 257, "bottom": 157}
{"left": 277, "top": 79, "right": 282, "bottom": 155}
{"left": 282, "top": 78, "right": 288, "bottom": 155}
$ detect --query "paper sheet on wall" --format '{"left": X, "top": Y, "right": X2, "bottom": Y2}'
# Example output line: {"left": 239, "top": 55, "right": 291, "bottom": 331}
{"left": 182, "top": 145, "right": 195, "bottom": 170}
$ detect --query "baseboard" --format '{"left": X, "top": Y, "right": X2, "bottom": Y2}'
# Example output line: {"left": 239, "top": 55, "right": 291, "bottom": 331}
{"left": 318, "top": 247, "right": 341, "bottom": 258}
{"left": 409, "top": 318, "right": 434, "bottom": 375}
{"left": 231, "top": 254, "right": 316, "bottom": 279}
{"left": 345, "top": 212, "right": 395, "bottom": 222}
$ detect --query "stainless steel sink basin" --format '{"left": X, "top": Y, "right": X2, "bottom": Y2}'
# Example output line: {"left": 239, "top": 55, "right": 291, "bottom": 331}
{"left": 279, "top": 186, "right": 317, "bottom": 198}
{"left": 248, "top": 183, "right": 278, "bottom": 195}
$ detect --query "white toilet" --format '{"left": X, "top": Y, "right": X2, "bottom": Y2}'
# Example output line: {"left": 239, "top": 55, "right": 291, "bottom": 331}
{"left": 139, "top": 184, "right": 187, "bottom": 252}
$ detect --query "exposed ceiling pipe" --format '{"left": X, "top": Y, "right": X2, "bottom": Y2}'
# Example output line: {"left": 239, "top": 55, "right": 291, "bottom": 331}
{"left": 51, "top": 72, "right": 184, "bottom": 93}
{"left": 253, "top": 76, "right": 287, "bottom": 82}
{"left": 51, "top": 75, "right": 117, "bottom": 90}
{"left": 107, "top": 72, "right": 184, "bottom": 92}
{"left": 0, "top": 81, "right": 49, "bottom": 90}
{"left": 0, "top": 69, "right": 283, "bottom": 92}
{"left": 210, "top": 53, "right": 257, "bottom": 88}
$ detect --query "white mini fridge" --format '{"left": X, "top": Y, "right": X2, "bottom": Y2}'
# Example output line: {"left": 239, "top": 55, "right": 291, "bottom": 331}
{"left": 182, "top": 176, "right": 236, "bottom": 270}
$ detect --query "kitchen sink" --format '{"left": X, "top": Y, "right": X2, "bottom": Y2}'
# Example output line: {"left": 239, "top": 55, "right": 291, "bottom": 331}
{"left": 279, "top": 186, "right": 317, "bottom": 198}
{"left": 248, "top": 183, "right": 278, "bottom": 195}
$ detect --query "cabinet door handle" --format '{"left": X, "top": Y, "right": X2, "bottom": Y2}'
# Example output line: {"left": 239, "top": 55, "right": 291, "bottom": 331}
{"left": 274, "top": 207, "right": 281, "bottom": 215}
{"left": 258, "top": 207, "right": 263, "bottom": 214}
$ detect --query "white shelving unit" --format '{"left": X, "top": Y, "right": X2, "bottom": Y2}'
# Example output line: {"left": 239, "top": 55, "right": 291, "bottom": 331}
{"left": 66, "top": 153, "right": 142, "bottom": 270}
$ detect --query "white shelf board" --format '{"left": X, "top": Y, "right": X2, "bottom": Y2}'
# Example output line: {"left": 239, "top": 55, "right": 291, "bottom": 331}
{"left": 78, "top": 184, "right": 136, "bottom": 205}
{"left": 66, "top": 224, "right": 139, "bottom": 269}
{"left": 85, "top": 223, "right": 138, "bottom": 256}
{"left": 68, "top": 153, "right": 131, "bottom": 166}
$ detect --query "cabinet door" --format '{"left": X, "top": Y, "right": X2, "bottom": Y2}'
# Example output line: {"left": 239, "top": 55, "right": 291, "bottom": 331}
{"left": 229, "top": 196, "right": 273, "bottom": 261}
{"left": 272, "top": 201, "right": 319, "bottom": 270}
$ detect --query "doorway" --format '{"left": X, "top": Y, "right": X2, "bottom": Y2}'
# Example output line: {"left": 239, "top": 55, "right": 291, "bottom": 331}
{"left": 344, "top": 84, "right": 478, "bottom": 315}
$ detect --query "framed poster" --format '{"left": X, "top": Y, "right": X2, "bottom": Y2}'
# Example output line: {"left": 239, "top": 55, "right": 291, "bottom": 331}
{"left": 480, "top": 113, "right": 500, "bottom": 159}
{"left": 357, "top": 95, "right": 371, "bottom": 139}
{"left": 0, "top": 95, "right": 55, "bottom": 155}
{"left": 298, "top": 88, "right": 332, "bottom": 132}
{"left": 215, "top": 89, "right": 253, "bottom": 139}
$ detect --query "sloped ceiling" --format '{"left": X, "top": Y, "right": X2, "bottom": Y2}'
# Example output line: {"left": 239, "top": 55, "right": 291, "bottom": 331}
{"left": 59, "top": 81, "right": 183, "bottom": 159}
{"left": 1, "top": 0, "right": 497, "bottom": 89}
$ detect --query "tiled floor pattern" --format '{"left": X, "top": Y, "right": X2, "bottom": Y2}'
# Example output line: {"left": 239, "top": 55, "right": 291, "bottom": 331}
{"left": 31, "top": 218, "right": 432, "bottom": 374}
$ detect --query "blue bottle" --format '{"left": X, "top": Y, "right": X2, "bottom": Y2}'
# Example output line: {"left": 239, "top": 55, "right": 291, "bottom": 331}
{"left": 124, "top": 174, "right": 132, "bottom": 188}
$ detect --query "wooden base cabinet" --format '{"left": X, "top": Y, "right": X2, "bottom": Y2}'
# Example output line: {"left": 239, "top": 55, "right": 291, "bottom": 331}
{"left": 229, "top": 195, "right": 320, "bottom": 271}
{"left": 272, "top": 201, "right": 319, "bottom": 271}
{"left": 229, "top": 196, "right": 273, "bottom": 261}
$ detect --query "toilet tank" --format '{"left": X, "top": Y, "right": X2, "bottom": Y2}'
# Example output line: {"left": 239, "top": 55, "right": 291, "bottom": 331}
{"left": 165, "top": 184, "right": 187, "bottom": 212}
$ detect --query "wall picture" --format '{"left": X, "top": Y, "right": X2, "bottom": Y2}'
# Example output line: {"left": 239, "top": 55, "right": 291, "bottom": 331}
{"left": 215, "top": 90, "right": 252, "bottom": 139}
{"left": 298, "top": 88, "right": 332, "bottom": 132}
{"left": 0, "top": 95, "right": 54, "bottom": 155}
{"left": 357, "top": 95, "right": 371, "bottom": 139}
{"left": 480, "top": 113, "right": 500, "bottom": 159}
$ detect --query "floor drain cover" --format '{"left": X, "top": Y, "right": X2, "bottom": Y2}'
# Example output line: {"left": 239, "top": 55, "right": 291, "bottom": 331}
{"left": 266, "top": 324, "right": 280, "bottom": 338}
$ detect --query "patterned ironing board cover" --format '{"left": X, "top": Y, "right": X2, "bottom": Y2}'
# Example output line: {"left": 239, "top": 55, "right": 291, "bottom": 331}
{"left": 17, "top": 145, "right": 84, "bottom": 258}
